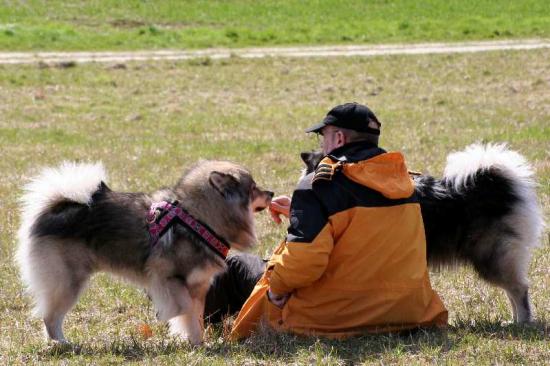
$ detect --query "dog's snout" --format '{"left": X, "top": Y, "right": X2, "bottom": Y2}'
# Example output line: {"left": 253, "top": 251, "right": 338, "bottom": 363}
{"left": 266, "top": 191, "right": 274, "bottom": 199}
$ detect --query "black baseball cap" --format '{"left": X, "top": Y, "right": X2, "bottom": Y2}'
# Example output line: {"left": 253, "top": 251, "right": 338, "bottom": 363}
{"left": 305, "top": 102, "right": 381, "bottom": 135}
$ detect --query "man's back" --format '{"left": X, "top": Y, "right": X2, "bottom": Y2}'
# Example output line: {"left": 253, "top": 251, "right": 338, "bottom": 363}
{"left": 268, "top": 142, "right": 448, "bottom": 337}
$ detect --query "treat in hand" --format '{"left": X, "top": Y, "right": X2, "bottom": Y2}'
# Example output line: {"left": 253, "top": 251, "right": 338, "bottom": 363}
{"left": 269, "top": 195, "right": 291, "bottom": 224}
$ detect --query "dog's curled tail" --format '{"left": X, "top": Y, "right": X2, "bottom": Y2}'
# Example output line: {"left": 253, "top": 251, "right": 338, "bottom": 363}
{"left": 17, "top": 162, "right": 106, "bottom": 257}
{"left": 444, "top": 143, "right": 544, "bottom": 246}
{"left": 19, "top": 162, "right": 106, "bottom": 225}
{"left": 444, "top": 143, "right": 534, "bottom": 189}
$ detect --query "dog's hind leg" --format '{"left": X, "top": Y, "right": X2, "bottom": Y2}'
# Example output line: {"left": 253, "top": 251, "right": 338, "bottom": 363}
{"left": 503, "top": 285, "right": 532, "bottom": 323}
{"left": 43, "top": 279, "right": 88, "bottom": 343}
{"left": 505, "top": 291, "right": 519, "bottom": 322}
{"left": 478, "top": 272, "right": 532, "bottom": 323}
{"left": 498, "top": 240, "right": 533, "bottom": 323}
{"left": 22, "top": 240, "right": 92, "bottom": 342}
{"left": 480, "top": 269, "right": 532, "bottom": 323}
{"left": 474, "top": 237, "right": 533, "bottom": 323}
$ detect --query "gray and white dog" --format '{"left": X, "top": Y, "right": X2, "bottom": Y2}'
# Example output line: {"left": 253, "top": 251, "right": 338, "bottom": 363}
{"left": 16, "top": 160, "right": 273, "bottom": 345}
{"left": 300, "top": 143, "right": 544, "bottom": 323}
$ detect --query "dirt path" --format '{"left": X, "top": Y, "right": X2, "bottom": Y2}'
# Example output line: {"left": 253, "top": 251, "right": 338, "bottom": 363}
{"left": 0, "top": 39, "right": 548, "bottom": 65}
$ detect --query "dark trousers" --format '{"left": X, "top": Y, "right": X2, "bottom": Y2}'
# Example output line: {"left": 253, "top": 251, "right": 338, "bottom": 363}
{"left": 204, "top": 253, "right": 266, "bottom": 323}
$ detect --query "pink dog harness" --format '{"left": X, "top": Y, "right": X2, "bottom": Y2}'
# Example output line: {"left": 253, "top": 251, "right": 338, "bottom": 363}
{"left": 147, "top": 200, "right": 230, "bottom": 259}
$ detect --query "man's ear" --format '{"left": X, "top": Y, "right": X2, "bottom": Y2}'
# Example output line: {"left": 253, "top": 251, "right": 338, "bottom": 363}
{"left": 336, "top": 130, "right": 346, "bottom": 147}
{"left": 209, "top": 171, "right": 238, "bottom": 200}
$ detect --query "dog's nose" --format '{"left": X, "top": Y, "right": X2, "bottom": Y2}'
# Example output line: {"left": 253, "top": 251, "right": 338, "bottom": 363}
{"left": 266, "top": 191, "right": 274, "bottom": 198}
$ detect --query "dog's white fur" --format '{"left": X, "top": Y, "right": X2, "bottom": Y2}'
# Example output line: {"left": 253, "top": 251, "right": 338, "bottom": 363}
{"left": 16, "top": 162, "right": 106, "bottom": 322}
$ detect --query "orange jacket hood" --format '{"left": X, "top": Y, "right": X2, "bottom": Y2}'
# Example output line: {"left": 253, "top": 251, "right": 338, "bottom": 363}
{"left": 340, "top": 152, "right": 415, "bottom": 199}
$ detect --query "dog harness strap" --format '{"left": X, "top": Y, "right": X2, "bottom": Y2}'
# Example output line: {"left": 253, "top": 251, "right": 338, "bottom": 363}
{"left": 148, "top": 201, "right": 230, "bottom": 259}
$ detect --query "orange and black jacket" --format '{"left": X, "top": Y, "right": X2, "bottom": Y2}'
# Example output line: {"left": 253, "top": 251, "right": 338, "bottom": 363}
{"left": 231, "top": 142, "right": 447, "bottom": 339}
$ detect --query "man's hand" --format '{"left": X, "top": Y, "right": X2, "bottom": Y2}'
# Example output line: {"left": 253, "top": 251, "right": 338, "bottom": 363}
{"left": 269, "top": 195, "right": 291, "bottom": 224}
{"left": 267, "top": 289, "right": 290, "bottom": 309}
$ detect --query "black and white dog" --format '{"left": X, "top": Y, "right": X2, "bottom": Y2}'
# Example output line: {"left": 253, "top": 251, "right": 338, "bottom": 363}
{"left": 16, "top": 160, "right": 273, "bottom": 344}
{"left": 300, "top": 143, "right": 544, "bottom": 323}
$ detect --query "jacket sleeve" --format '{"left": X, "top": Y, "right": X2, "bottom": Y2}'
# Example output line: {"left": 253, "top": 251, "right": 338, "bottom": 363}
{"left": 269, "top": 188, "right": 334, "bottom": 294}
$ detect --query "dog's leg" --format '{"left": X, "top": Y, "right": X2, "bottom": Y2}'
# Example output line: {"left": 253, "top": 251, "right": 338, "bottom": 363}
{"left": 148, "top": 276, "right": 191, "bottom": 322}
{"left": 42, "top": 268, "right": 90, "bottom": 342}
{"left": 148, "top": 277, "right": 203, "bottom": 344}
{"left": 488, "top": 262, "right": 532, "bottom": 323}
{"left": 169, "top": 313, "right": 203, "bottom": 346}
{"left": 21, "top": 240, "right": 91, "bottom": 342}
{"left": 190, "top": 282, "right": 210, "bottom": 339}
{"left": 504, "top": 286, "right": 532, "bottom": 323}
{"left": 471, "top": 234, "right": 534, "bottom": 324}
{"left": 497, "top": 244, "right": 533, "bottom": 323}
{"left": 505, "top": 291, "right": 519, "bottom": 322}
{"left": 167, "top": 283, "right": 204, "bottom": 345}
{"left": 168, "top": 282, "right": 209, "bottom": 346}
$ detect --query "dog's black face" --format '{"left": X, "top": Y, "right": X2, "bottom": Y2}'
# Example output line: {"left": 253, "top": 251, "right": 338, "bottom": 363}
{"left": 300, "top": 150, "right": 324, "bottom": 175}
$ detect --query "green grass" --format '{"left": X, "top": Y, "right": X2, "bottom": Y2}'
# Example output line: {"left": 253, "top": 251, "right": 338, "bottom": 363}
{"left": 0, "top": 0, "right": 549, "bottom": 51}
{"left": 0, "top": 49, "right": 549, "bottom": 364}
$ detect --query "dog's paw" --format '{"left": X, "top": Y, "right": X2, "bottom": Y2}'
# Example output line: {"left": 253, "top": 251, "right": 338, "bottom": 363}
{"left": 44, "top": 340, "right": 80, "bottom": 356}
{"left": 170, "top": 328, "right": 204, "bottom": 346}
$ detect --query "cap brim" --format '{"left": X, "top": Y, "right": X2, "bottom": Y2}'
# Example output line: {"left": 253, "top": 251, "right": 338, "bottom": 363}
{"left": 304, "top": 121, "right": 326, "bottom": 133}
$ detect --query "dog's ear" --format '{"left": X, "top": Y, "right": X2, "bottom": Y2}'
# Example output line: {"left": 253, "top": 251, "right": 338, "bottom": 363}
{"left": 301, "top": 151, "right": 323, "bottom": 174}
{"left": 209, "top": 171, "right": 239, "bottom": 201}
{"left": 300, "top": 151, "right": 312, "bottom": 165}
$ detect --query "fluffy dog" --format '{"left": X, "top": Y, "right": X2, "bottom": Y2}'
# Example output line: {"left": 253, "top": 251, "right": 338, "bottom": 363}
{"left": 300, "top": 143, "right": 544, "bottom": 323}
{"left": 16, "top": 160, "right": 273, "bottom": 345}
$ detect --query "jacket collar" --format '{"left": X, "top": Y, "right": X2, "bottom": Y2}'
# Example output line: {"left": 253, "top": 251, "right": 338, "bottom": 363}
{"left": 328, "top": 141, "right": 386, "bottom": 163}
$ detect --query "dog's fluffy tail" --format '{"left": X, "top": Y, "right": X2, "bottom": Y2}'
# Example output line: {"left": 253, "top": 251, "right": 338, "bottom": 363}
{"left": 19, "top": 162, "right": 106, "bottom": 225}
{"left": 444, "top": 143, "right": 544, "bottom": 247}
{"left": 444, "top": 143, "right": 534, "bottom": 190}
{"left": 16, "top": 162, "right": 106, "bottom": 307}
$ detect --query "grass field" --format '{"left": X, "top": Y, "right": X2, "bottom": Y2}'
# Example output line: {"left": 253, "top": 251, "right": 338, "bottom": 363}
{"left": 0, "top": 49, "right": 549, "bottom": 364}
{"left": 1, "top": 0, "right": 550, "bottom": 51}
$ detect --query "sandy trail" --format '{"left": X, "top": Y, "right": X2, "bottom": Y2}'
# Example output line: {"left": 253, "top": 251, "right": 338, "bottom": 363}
{"left": 0, "top": 39, "right": 548, "bottom": 65}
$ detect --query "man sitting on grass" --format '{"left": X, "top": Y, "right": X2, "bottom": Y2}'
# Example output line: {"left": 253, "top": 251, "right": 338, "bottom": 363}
{"left": 205, "top": 102, "right": 448, "bottom": 339}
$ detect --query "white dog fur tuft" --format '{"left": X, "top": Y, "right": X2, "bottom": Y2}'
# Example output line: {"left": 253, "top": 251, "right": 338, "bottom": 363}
{"left": 19, "top": 161, "right": 106, "bottom": 222}
{"left": 444, "top": 143, "right": 544, "bottom": 249}
{"left": 444, "top": 143, "right": 534, "bottom": 188}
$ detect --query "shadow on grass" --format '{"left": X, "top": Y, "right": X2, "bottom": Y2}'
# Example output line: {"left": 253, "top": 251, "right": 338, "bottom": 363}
{"left": 204, "top": 326, "right": 454, "bottom": 364}
{"left": 36, "top": 327, "right": 452, "bottom": 363}
{"left": 37, "top": 335, "right": 185, "bottom": 362}
{"left": 452, "top": 318, "right": 549, "bottom": 341}
{"left": 204, "top": 319, "right": 550, "bottom": 364}
{"left": 35, "top": 319, "right": 549, "bottom": 363}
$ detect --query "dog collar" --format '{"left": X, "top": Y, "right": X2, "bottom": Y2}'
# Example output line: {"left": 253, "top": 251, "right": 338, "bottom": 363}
{"left": 147, "top": 200, "right": 230, "bottom": 260}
